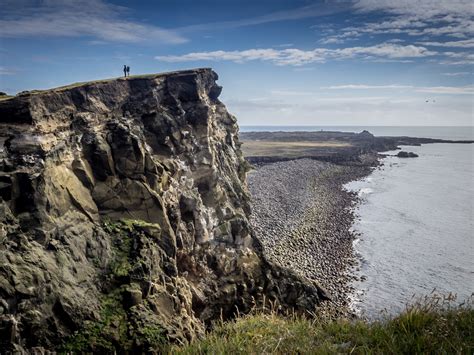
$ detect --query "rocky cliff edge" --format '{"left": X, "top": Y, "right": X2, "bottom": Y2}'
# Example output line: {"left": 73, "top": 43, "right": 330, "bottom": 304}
{"left": 0, "top": 69, "right": 323, "bottom": 353}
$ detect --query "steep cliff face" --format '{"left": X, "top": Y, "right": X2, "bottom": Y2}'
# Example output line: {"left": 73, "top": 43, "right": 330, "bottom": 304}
{"left": 0, "top": 69, "right": 322, "bottom": 352}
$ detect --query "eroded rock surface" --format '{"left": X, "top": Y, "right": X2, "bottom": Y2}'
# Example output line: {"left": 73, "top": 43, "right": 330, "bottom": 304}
{"left": 0, "top": 69, "right": 321, "bottom": 353}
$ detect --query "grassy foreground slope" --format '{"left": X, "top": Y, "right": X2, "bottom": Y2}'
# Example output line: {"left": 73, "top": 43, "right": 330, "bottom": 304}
{"left": 174, "top": 298, "right": 473, "bottom": 354}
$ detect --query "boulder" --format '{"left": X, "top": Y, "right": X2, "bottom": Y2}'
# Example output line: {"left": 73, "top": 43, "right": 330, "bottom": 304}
{"left": 397, "top": 151, "right": 419, "bottom": 158}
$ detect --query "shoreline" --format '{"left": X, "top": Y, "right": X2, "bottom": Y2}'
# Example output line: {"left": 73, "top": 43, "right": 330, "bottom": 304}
{"left": 243, "top": 130, "right": 473, "bottom": 318}
{"left": 343, "top": 143, "right": 474, "bottom": 319}
{"left": 247, "top": 156, "right": 377, "bottom": 317}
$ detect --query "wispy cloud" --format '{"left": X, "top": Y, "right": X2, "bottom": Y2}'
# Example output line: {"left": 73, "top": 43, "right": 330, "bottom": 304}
{"left": 418, "top": 39, "right": 474, "bottom": 48}
{"left": 270, "top": 90, "right": 316, "bottom": 96}
{"left": 0, "top": 66, "right": 15, "bottom": 75}
{"left": 321, "top": 17, "right": 474, "bottom": 42}
{"left": 275, "top": 43, "right": 294, "bottom": 48}
{"left": 156, "top": 43, "right": 436, "bottom": 66}
{"left": 0, "top": 0, "right": 186, "bottom": 44}
{"left": 439, "top": 51, "right": 474, "bottom": 65}
{"left": 324, "top": 84, "right": 413, "bottom": 90}
{"left": 176, "top": 2, "right": 346, "bottom": 33}
{"left": 270, "top": 90, "right": 396, "bottom": 102}
{"left": 323, "top": 83, "right": 474, "bottom": 95}
{"left": 386, "top": 39, "right": 405, "bottom": 43}
{"left": 319, "top": 0, "right": 474, "bottom": 49}
{"left": 415, "top": 85, "right": 474, "bottom": 95}
{"left": 442, "top": 72, "right": 471, "bottom": 76}
{"left": 319, "top": 30, "right": 362, "bottom": 44}
{"left": 353, "top": 0, "right": 474, "bottom": 19}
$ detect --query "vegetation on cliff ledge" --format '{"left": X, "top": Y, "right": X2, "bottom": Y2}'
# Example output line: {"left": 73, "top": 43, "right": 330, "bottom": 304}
{"left": 174, "top": 295, "right": 473, "bottom": 354}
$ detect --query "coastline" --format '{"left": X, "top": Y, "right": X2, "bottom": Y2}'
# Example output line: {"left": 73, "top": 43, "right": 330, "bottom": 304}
{"left": 345, "top": 143, "right": 474, "bottom": 318}
{"left": 247, "top": 156, "right": 377, "bottom": 317}
{"left": 242, "top": 129, "right": 473, "bottom": 318}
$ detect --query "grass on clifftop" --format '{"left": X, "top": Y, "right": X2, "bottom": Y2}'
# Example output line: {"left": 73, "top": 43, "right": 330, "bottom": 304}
{"left": 174, "top": 294, "right": 473, "bottom": 354}
{"left": 2, "top": 68, "right": 211, "bottom": 99}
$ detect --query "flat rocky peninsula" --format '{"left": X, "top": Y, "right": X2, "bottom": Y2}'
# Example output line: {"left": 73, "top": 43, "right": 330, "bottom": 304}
{"left": 242, "top": 130, "right": 473, "bottom": 316}
{"left": 241, "top": 129, "right": 473, "bottom": 164}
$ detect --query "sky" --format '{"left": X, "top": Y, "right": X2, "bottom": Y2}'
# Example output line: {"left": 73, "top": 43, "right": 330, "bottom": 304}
{"left": 0, "top": 0, "right": 473, "bottom": 126}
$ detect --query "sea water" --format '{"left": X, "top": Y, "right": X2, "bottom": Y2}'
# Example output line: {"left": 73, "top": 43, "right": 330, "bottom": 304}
{"left": 242, "top": 125, "right": 473, "bottom": 318}
{"left": 345, "top": 140, "right": 473, "bottom": 318}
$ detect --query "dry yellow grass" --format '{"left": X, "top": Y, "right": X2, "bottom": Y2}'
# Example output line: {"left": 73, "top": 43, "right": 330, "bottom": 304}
{"left": 241, "top": 140, "right": 351, "bottom": 158}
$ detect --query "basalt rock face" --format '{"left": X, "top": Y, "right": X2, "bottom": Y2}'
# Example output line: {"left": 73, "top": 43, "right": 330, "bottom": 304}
{"left": 0, "top": 69, "right": 321, "bottom": 353}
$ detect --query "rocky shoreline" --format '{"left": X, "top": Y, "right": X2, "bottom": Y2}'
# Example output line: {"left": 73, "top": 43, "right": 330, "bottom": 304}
{"left": 248, "top": 158, "right": 374, "bottom": 316}
{"left": 244, "top": 130, "right": 473, "bottom": 317}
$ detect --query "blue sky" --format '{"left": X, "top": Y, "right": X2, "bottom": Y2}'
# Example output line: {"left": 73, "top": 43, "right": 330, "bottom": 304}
{"left": 0, "top": 0, "right": 473, "bottom": 125}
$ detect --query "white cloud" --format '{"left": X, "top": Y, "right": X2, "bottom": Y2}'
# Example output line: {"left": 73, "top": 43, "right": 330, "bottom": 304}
{"left": 439, "top": 51, "right": 474, "bottom": 65}
{"left": 386, "top": 39, "right": 405, "bottom": 43}
{"left": 318, "top": 0, "right": 474, "bottom": 53}
{"left": 319, "top": 37, "right": 345, "bottom": 44}
{"left": 440, "top": 60, "right": 474, "bottom": 65}
{"left": 319, "top": 30, "right": 362, "bottom": 44}
{"left": 322, "top": 83, "right": 474, "bottom": 95}
{"left": 0, "top": 66, "right": 14, "bottom": 75}
{"left": 156, "top": 43, "right": 436, "bottom": 66}
{"left": 442, "top": 72, "right": 471, "bottom": 76}
{"left": 293, "top": 67, "right": 315, "bottom": 72}
{"left": 316, "top": 1, "right": 474, "bottom": 68}
{"left": 176, "top": 2, "right": 346, "bottom": 33}
{"left": 0, "top": 0, "right": 186, "bottom": 43}
{"left": 324, "top": 84, "right": 413, "bottom": 90}
{"left": 418, "top": 39, "right": 474, "bottom": 48}
{"left": 270, "top": 90, "right": 316, "bottom": 96}
{"left": 415, "top": 85, "right": 474, "bottom": 95}
{"left": 270, "top": 91, "right": 392, "bottom": 102}
{"left": 353, "top": 0, "right": 474, "bottom": 19}
{"left": 323, "top": 16, "right": 474, "bottom": 40}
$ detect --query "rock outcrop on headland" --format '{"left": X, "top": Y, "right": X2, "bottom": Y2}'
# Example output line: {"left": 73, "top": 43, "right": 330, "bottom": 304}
{"left": 396, "top": 151, "right": 419, "bottom": 158}
{"left": 0, "top": 69, "right": 322, "bottom": 353}
{"left": 240, "top": 130, "right": 473, "bottom": 165}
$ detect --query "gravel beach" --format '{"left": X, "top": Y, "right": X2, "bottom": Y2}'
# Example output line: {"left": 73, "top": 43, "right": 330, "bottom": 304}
{"left": 247, "top": 159, "right": 371, "bottom": 316}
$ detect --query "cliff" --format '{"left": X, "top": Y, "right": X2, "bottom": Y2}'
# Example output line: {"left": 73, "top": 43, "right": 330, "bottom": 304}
{"left": 0, "top": 69, "right": 323, "bottom": 353}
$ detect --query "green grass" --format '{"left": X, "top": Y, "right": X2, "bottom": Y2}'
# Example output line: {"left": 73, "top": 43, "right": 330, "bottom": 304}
{"left": 173, "top": 294, "right": 473, "bottom": 354}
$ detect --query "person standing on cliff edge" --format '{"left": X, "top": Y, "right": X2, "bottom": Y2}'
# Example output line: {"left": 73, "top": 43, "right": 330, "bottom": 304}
{"left": 123, "top": 65, "right": 127, "bottom": 78}
{"left": 126, "top": 65, "right": 130, "bottom": 77}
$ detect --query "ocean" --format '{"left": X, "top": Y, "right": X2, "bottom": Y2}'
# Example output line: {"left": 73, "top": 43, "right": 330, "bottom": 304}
{"left": 241, "top": 125, "right": 474, "bottom": 318}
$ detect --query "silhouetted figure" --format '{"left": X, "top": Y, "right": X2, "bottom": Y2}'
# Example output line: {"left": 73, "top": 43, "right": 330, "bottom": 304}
{"left": 123, "top": 65, "right": 127, "bottom": 78}
{"left": 126, "top": 66, "right": 130, "bottom": 77}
